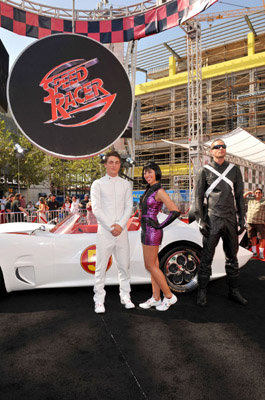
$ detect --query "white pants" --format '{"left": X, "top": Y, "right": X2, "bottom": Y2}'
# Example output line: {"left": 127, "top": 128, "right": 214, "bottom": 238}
{"left": 93, "top": 228, "right": 131, "bottom": 304}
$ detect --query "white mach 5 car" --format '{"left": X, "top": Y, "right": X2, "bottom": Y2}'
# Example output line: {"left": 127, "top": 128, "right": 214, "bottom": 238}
{"left": 0, "top": 212, "right": 252, "bottom": 296}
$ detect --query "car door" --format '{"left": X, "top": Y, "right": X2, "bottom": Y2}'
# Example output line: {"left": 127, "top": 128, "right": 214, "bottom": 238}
{"left": 50, "top": 232, "right": 99, "bottom": 287}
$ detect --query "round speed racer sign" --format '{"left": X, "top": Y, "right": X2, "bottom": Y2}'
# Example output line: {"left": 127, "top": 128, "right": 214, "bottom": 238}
{"left": 7, "top": 33, "right": 133, "bottom": 159}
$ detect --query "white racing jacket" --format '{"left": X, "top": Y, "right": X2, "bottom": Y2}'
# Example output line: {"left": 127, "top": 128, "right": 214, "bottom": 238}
{"left": 91, "top": 174, "right": 133, "bottom": 233}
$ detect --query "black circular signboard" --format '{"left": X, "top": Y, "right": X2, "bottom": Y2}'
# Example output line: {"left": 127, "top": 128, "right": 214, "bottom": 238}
{"left": 7, "top": 34, "right": 133, "bottom": 159}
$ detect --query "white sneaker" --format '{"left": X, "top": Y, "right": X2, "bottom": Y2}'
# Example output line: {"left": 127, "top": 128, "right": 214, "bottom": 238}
{"left": 95, "top": 303, "right": 105, "bottom": 314}
{"left": 121, "top": 297, "right": 135, "bottom": 309}
{"left": 139, "top": 296, "right": 162, "bottom": 309}
{"left": 156, "top": 294, "right": 177, "bottom": 311}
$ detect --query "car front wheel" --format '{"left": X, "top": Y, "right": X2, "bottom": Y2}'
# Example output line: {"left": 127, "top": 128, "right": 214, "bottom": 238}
{"left": 160, "top": 244, "right": 201, "bottom": 293}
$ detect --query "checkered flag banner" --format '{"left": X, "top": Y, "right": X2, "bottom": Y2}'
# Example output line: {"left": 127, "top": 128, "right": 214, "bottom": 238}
{"left": 0, "top": 0, "right": 217, "bottom": 43}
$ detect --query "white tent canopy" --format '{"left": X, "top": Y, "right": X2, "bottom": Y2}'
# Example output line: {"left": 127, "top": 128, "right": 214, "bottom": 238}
{"left": 162, "top": 127, "right": 265, "bottom": 169}
{"left": 205, "top": 127, "right": 265, "bottom": 167}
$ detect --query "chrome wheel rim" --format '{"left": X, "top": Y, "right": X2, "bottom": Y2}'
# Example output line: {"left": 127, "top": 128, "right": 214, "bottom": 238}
{"left": 163, "top": 249, "right": 200, "bottom": 293}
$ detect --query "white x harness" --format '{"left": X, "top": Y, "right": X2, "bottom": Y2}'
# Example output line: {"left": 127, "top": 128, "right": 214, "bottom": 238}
{"left": 204, "top": 163, "right": 235, "bottom": 198}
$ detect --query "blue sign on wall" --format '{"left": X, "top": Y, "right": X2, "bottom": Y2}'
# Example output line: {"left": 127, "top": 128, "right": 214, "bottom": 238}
{"left": 133, "top": 189, "right": 190, "bottom": 203}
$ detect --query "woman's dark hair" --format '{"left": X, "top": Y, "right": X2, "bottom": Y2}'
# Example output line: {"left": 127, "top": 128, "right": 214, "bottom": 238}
{"left": 142, "top": 162, "right": 162, "bottom": 184}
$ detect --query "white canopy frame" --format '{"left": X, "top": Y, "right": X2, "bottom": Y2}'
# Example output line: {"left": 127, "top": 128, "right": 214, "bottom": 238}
{"left": 162, "top": 127, "right": 265, "bottom": 205}
{"left": 163, "top": 127, "right": 265, "bottom": 170}
{"left": 205, "top": 127, "right": 265, "bottom": 169}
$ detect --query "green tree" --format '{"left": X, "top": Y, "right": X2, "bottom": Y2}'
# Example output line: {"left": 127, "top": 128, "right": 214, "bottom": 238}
{"left": 46, "top": 156, "right": 103, "bottom": 195}
{"left": 0, "top": 119, "right": 50, "bottom": 194}
{"left": 17, "top": 136, "right": 50, "bottom": 189}
{"left": 0, "top": 120, "right": 19, "bottom": 192}
{"left": 46, "top": 157, "right": 70, "bottom": 194}
{"left": 70, "top": 158, "right": 103, "bottom": 192}
{"left": 1, "top": 117, "right": 103, "bottom": 196}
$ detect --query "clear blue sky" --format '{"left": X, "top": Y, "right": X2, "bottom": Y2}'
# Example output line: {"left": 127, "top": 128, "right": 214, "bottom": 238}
{"left": 0, "top": 0, "right": 263, "bottom": 70}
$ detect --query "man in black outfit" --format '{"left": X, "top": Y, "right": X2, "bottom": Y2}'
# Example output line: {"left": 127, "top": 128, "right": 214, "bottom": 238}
{"left": 11, "top": 193, "right": 28, "bottom": 222}
{"left": 79, "top": 194, "right": 90, "bottom": 214}
{"left": 194, "top": 138, "right": 247, "bottom": 306}
{"left": 47, "top": 194, "right": 59, "bottom": 221}
{"left": 4, "top": 194, "right": 14, "bottom": 222}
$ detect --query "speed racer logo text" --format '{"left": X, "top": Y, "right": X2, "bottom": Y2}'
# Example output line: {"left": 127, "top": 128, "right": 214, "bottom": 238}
{"left": 40, "top": 58, "right": 116, "bottom": 128}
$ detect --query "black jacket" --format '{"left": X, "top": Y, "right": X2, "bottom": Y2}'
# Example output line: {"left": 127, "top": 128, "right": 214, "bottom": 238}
{"left": 194, "top": 160, "right": 245, "bottom": 222}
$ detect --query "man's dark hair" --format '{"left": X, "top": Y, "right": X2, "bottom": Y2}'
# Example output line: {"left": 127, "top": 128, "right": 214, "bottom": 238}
{"left": 142, "top": 162, "right": 162, "bottom": 184}
{"left": 104, "top": 151, "right": 121, "bottom": 163}
{"left": 254, "top": 188, "right": 263, "bottom": 194}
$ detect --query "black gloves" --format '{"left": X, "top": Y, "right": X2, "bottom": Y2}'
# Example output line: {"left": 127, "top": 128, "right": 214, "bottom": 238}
{"left": 198, "top": 219, "right": 210, "bottom": 237}
{"left": 197, "top": 217, "right": 245, "bottom": 236}
{"left": 237, "top": 217, "right": 246, "bottom": 235}
{"left": 147, "top": 211, "right": 180, "bottom": 230}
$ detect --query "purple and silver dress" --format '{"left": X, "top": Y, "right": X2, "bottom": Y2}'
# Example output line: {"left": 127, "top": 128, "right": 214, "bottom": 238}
{"left": 140, "top": 183, "right": 163, "bottom": 246}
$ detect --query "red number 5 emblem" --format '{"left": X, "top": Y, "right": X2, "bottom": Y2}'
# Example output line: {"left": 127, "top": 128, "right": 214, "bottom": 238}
{"left": 80, "top": 244, "right": 112, "bottom": 274}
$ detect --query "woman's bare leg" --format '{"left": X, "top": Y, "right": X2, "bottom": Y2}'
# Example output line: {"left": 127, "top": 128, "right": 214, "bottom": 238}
{"left": 151, "top": 275, "right": 161, "bottom": 300}
{"left": 142, "top": 244, "right": 172, "bottom": 298}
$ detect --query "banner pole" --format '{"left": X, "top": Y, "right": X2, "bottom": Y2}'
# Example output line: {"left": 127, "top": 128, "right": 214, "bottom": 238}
{"left": 72, "top": 0, "right": 75, "bottom": 33}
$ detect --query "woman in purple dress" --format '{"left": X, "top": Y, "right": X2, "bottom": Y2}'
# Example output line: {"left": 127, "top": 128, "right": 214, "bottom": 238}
{"left": 139, "top": 162, "right": 180, "bottom": 311}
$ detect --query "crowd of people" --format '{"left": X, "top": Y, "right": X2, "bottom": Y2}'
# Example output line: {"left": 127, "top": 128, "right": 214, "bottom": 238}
{"left": 0, "top": 193, "right": 28, "bottom": 222}
{"left": 0, "top": 193, "right": 91, "bottom": 223}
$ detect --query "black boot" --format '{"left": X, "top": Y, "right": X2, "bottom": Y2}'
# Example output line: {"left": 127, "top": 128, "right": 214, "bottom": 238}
{"left": 197, "top": 288, "right": 207, "bottom": 307}
{"left": 197, "top": 275, "right": 209, "bottom": 307}
{"left": 227, "top": 275, "right": 247, "bottom": 305}
{"left": 228, "top": 288, "right": 247, "bottom": 305}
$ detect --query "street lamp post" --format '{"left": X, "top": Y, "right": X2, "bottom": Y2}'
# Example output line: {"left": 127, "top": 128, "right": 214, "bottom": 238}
{"left": 14, "top": 143, "right": 26, "bottom": 193}
{"left": 17, "top": 156, "right": 20, "bottom": 192}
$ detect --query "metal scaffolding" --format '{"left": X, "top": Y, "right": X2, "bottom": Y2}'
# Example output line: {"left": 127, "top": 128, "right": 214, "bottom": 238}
{"left": 1, "top": 0, "right": 157, "bottom": 20}
{"left": 133, "top": 13, "right": 265, "bottom": 200}
{"left": 182, "top": 20, "right": 203, "bottom": 197}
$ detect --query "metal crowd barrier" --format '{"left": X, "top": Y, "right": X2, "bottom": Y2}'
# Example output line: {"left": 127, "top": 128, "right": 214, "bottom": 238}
{"left": 0, "top": 209, "right": 89, "bottom": 224}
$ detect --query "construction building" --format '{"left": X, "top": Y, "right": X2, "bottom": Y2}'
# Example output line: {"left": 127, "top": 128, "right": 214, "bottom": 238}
{"left": 132, "top": 11, "right": 265, "bottom": 196}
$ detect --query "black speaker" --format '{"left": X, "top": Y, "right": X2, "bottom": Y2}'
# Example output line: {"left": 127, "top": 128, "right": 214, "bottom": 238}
{"left": 0, "top": 40, "right": 9, "bottom": 113}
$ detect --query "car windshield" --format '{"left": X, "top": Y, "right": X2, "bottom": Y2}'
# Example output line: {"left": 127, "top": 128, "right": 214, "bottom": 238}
{"left": 50, "top": 212, "right": 98, "bottom": 234}
{"left": 49, "top": 211, "right": 141, "bottom": 234}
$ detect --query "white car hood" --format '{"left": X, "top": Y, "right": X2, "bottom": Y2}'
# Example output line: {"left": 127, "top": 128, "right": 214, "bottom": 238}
{"left": 0, "top": 222, "right": 55, "bottom": 233}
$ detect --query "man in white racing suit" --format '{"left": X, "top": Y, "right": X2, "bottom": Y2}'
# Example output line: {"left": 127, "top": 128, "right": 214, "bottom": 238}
{"left": 194, "top": 139, "right": 247, "bottom": 307}
{"left": 91, "top": 151, "right": 135, "bottom": 314}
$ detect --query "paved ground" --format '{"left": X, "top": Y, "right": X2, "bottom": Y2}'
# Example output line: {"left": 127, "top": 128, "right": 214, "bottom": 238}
{"left": 0, "top": 258, "right": 265, "bottom": 400}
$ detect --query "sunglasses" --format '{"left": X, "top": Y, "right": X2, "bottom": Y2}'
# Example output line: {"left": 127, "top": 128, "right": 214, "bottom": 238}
{"left": 211, "top": 144, "right": 226, "bottom": 150}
